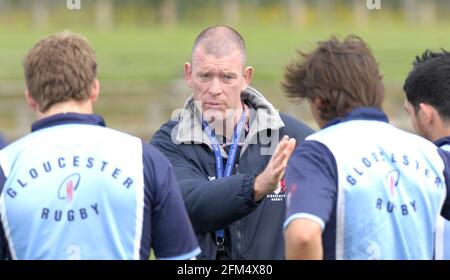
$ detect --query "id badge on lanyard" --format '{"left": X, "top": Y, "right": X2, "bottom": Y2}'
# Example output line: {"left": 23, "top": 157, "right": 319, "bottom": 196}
{"left": 202, "top": 111, "right": 246, "bottom": 250}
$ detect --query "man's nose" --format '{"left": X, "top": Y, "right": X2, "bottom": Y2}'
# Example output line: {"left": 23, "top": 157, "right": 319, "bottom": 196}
{"left": 208, "top": 78, "right": 222, "bottom": 96}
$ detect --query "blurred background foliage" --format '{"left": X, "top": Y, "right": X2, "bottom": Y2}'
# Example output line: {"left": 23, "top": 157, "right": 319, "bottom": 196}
{"left": 1, "top": 0, "right": 450, "bottom": 141}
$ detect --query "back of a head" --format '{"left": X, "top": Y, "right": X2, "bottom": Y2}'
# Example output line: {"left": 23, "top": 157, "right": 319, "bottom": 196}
{"left": 404, "top": 50, "right": 450, "bottom": 120}
{"left": 192, "top": 25, "right": 246, "bottom": 66}
{"left": 23, "top": 31, "right": 97, "bottom": 113}
{"left": 283, "top": 35, "right": 384, "bottom": 122}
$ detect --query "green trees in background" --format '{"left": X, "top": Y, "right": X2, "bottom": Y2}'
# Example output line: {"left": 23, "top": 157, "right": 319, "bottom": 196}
{"left": 95, "top": 0, "right": 113, "bottom": 28}
{"left": 1, "top": 0, "right": 449, "bottom": 30}
{"left": 31, "top": 0, "right": 49, "bottom": 28}
{"left": 160, "top": 0, "right": 177, "bottom": 27}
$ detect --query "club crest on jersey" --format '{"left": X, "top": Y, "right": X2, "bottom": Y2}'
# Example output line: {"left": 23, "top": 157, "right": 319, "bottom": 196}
{"left": 274, "top": 179, "right": 286, "bottom": 194}
{"left": 386, "top": 169, "right": 400, "bottom": 197}
{"left": 376, "top": 169, "right": 417, "bottom": 216}
{"left": 58, "top": 173, "right": 81, "bottom": 202}
{"left": 267, "top": 179, "right": 286, "bottom": 202}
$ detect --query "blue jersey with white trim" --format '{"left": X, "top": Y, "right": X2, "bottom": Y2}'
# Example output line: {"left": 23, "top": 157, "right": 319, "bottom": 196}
{"left": 0, "top": 133, "right": 6, "bottom": 149}
{"left": 0, "top": 113, "right": 199, "bottom": 260}
{"left": 434, "top": 137, "right": 450, "bottom": 260}
{"left": 285, "top": 107, "right": 450, "bottom": 260}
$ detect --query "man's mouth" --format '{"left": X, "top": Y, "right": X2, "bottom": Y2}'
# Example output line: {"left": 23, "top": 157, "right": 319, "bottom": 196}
{"left": 204, "top": 101, "right": 225, "bottom": 108}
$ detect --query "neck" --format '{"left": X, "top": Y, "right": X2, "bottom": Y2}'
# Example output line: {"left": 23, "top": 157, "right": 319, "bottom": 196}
{"left": 209, "top": 104, "right": 248, "bottom": 140}
{"left": 429, "top": 126, "right": 450, "bottom": 142}
{"left": 36, "top": 100, "right": 93, "bottom": 120}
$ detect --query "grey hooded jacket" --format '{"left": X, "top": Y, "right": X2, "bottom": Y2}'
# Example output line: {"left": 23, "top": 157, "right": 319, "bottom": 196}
{"left": 151, "top": 87, "right": 314, "bottom": 259}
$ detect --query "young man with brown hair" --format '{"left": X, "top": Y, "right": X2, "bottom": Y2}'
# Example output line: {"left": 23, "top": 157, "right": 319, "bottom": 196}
{"left": 0, "top": 31, "right": 200, "bottom": 260}
{"left": 282, "top": 35, "right": 450, "bottom": 260}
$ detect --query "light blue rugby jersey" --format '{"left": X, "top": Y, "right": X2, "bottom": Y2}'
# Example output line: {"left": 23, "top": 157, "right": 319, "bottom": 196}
{"left": 0, "top": 113, "right": 200, "bottom": 260}
{"left": 284, "top": 107, "right": 450, "bottom": 260}
{"left": 434, "top": 136, "right": 450, "bottom": 260}
{"left": 0, "top": 133, "right": 6, "bottom": 149}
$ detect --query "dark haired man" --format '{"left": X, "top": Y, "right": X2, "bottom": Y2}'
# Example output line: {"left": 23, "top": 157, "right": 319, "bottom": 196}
{"left": 0, "top": 31, "right": 199, "bottom": 260}
{"left": 282, "top": 36, "right": 450, "bottom": 259}
{"left": 404, "top": 49, "right": 450, "bottom": 259}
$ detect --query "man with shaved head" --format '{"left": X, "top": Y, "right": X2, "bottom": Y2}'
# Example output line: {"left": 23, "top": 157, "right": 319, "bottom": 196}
{"left": 151, "top": 25, "right": 313, "bottom": 260}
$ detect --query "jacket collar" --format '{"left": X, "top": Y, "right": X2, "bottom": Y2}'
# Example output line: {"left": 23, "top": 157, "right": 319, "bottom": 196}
{"left": 434, "top": 136, "right": 450, "bottom": 148}
{"left": 174, "top": 86, "right": 284, "bottom": 157}
{"left": 31, "top": 113, "right": 106, "bottom": 132}
{"left": 323, "top": 107, "right": 388, "bottom": 129}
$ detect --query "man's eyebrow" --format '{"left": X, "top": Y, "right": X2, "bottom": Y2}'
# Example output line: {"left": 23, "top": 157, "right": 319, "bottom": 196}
{"left": 222, "top": 71, "right": 237, "bottom": 76}
{"left": 196, "top": 69, "right": 212, "bottom": 75}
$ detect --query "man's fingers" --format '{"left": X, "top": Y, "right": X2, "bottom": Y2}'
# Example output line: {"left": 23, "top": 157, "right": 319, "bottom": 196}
{"left": 273, "top": 140, "right": 297, "bottom": 176}
{"left": 277, "top": 138, "right": 296, "bottom": 159}
{"left": 270, "top": 137, "right": 296, "bottom": 178}
{"left": 275, "top": 152, "right": 291, "bottom": 171}
{"left": 278, "top": 139, "right": 296, "bottom": 164}
{"left": 285, "top": 138, "right": 296, "bottom": 156}
{"left": 271, "top": 150, "right": 289, "bottom": 167}
{"left": 271, "top": 137, "right": 295, "bottom": 165}
{"left": 273, "top": 164, "right": 287, "bottom": 181}
{"left": 272, "top": 136, "right": 289, "bottom": 161}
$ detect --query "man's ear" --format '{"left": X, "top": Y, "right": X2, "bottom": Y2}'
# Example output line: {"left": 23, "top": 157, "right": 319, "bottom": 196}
{"left": 242, "top": 66, "right": 253, "bottom": 90}
{"left": 184, "top": 62, "right": 193, "bottom": 88}
{"left": 418, "top": 102, "right": 436, "bottom": 125}
{"left": 311, "top": 96, "right": 327, "bottom": 109}
{"left": 308, "top": 97, "right": 327, "bottom": 128}
{"left": 25, "top": 90, "right": 39, "bottom": 112}
{"left": 90, "top": 79, "right": 100, "bottom": 103}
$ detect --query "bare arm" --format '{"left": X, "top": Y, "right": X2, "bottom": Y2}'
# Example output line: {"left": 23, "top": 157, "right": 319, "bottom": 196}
{"left": 284, "top": 218, "right": 323, "bottom": 260}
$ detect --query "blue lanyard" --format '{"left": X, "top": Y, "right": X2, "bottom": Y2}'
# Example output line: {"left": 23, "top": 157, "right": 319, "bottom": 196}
{"left": 202, "top": 111, "right": 246, "bottom": 178}
{"left": 202, "top": 110, "right": 246, "bottom": 244}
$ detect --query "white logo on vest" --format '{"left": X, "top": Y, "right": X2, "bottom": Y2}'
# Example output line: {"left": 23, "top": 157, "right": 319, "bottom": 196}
{"left": 267, "top": 179, "right": 286, "bottom": 202}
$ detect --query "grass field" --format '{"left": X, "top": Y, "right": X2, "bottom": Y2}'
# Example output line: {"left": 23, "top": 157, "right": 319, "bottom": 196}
{"left": 2, "top": 19, "right": 450, "bottom": 140}
{"left": 3, "top": 22, "right": 450, "bottom": 84}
